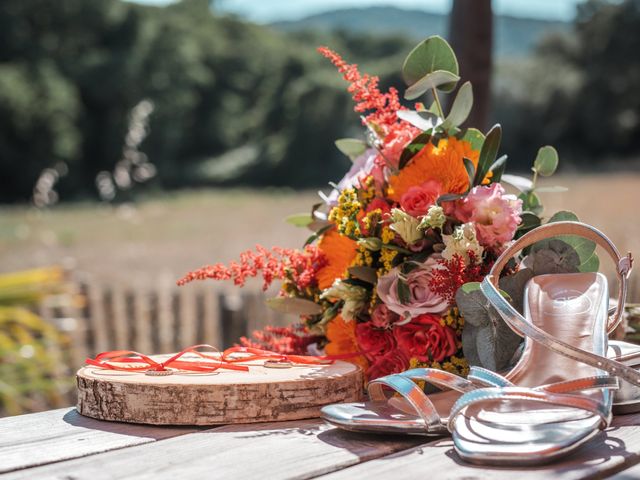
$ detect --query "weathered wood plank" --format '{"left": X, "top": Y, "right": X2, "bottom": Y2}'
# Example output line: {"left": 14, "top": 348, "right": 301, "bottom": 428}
{"left": 2, "top": 419, "right": 423, "bottom": 480}
{"left": 0, "top": 408, "right": 199, "bottom": 474}
{"left": 317, "top": 413, "right": 640, "bottom": 480}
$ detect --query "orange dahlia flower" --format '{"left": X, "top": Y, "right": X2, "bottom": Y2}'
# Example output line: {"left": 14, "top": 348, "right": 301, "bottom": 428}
{"left": 316, "top": 228, "right": 358, "bottom": 290}
{"left": 388, "top": 137, "right": 480, "bottom": 202}
{"left": 325, "top": 315, "right": 369, "bottom": 372}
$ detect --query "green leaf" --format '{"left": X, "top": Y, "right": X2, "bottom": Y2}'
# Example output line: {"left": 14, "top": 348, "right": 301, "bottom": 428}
{"left": 437, "top": 192, "right": 467, "bottom": 204}
{"left": 461, "top": 128, "right": 485, "bottom": 151}
{"left": 442, "top": 81, "right": 473, "bottom": 129}
{"left": 502, "top": 174, "right": 533, "bottom": 192}
{"left": 285, "top": 213, "right": 313, "bottom": 228}
{"left": 535, "top": 185, "right": 569, "bottom": 193}
{"left": 455, "top": 282, "right": 522, "bottom": 371}
{"left": 533, "top": 146, "right": 559, "bottom": 177}
{"left": 489, "top": 154, "right": 508, "bottom": 183}
{"left": 266, "top": 297, "right": 323, "bottom": 315}
{"left": 398, "top": 132, "right": 431, "bottom": 170}
{"left": 463, "top": 157, "right": 475, "bottom": 191}
{"left": 304, "top": 224, "right": 333, "bottom": 246}
{"left": 499, "top": 269, "right": 534, "bottom": 314}
{"left": 348, "top": 266, "right": 378, "bottom": 284}
{"left": 517, "top": 212, "right": 542, "bottom": 231}
{"left": 397, "top": 279, "right": 411, "bottom": 305}
{"left": 396, "top": 110, "right": 440, "bottom": 131}
{"left": 335, "top": 138, "right": 367, "bottom": 161}
{"left": 403, "top": 36, "right": 459, "bottom": 93}
{"left": 530, "top": 239, "right": 581, "bottom": 275}
{"left": 518, "top": 191, "right": 543, "bottom": 215}
{"left": 545, "top": 211, "right": 598, "bottom": 271}
{"left": 473, "top": 124, "right": 502, "bottom": 187}
{"left": 405, "top": 70, "right": 461, "bottom": 101}
{"left": 580, "top": 253, "right": 600, "bottom": 273}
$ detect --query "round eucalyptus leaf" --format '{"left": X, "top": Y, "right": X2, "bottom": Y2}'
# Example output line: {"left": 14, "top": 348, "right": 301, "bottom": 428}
{"left": 402, "top": 36, "right": 459, "bottom": 93}
{"left": 533, "top": 145, "right": 559, "bottom": 177}
{"left": 442, "top": 81, "right": 473, "bottom": 129}
{"left": 404, "top": 70, "right": 460, "bottom": 100}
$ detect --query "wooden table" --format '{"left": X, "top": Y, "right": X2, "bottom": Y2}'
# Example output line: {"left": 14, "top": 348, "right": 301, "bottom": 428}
{"left": 3, "top": 408, "right": 640, "bottom": 479}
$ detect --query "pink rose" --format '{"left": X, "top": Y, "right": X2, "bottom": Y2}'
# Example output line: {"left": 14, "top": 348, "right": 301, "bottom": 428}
{"left": 367, "top": 348, "right": 410, "bottom": 380}
{"left": 376, "top": 257, "right": 449, "bottom": 320}
{"left": 456, "top": 184, "right": 522, "bottom": 246}
{"left": 355, "top": 323, "right": 395, "bottom": 361}
{"left": 399, "top": 181, "right": 442, "bottom": 216}
{"left": 393, "top": 314, "right": 457, "bottom": 363}
{"left": 381, "top": 126, "right": 419, "bottom": 168}
{"left": 370, "top": 304, "right": 401, "bottom": 329}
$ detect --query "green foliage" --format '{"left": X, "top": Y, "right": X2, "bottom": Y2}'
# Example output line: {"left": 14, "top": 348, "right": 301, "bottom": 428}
{"left": 455, "top": 282, "right": 522, "bottom": 371}
{"left": 402, "top": 36, "right": 459, "bottom": 93}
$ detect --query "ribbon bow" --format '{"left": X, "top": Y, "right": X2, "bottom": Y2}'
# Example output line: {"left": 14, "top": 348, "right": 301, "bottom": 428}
{"left": 85, "top": 344, "right": 334, "bottom": 374}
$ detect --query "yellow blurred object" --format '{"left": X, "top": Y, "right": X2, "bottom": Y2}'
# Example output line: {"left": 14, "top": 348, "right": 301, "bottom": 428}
{"left": 0, "top": 266, "right": 74, "bottom": 416}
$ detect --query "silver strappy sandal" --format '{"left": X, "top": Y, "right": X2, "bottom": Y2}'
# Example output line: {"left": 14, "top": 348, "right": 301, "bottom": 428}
{"left": 322, "top": 222, "right": 640, "bottom": 437}
{"left": 449, "top": 221, "right": 639, "bottom": 465}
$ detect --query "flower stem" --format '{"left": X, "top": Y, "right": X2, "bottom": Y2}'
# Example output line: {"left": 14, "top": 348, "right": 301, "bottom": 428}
{"left": 431, "top": 88, "right": 445, "bottom": 119}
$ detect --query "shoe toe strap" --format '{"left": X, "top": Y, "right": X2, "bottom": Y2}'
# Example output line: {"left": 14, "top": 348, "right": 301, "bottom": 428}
{"left": 447, "top": 385, "right": 614, "bottom": 433}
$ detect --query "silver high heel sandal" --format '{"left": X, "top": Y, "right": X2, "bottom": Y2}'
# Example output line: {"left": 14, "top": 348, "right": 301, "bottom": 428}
{"left": 449, "top": 221, "right": 639, "bottom": 465}
{"left": 321, "top": 221, "right": 640, "bottom": 438}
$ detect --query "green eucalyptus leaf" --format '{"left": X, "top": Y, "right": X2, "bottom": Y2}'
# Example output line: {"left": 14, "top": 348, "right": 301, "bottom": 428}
{"left": 397, "top": 110, "right": 440, "bottom": 131}
{"left": 348, "top": 266, "right": 378, "bottom": 284}
{"left": 266, "top": 297, "right": 323, "bottom": 315}
{"left": 502, "top": 174, "right": 533, "bottom": 192}
{"left": 335, "top": 138, "right": 367, "bottom": 161}
{"left": 518, "top": 191, "right": 543, "bottom": 215}
{"left": 405, "top": 70, "right": 461, "bottom": 101}
{"left": 534, "top": 185, "right": 569, "bottom": 193}
{"left": 533, "top": 146, "right": 559, "bottom": 177}
{"left": 456, "top": 282, "right": 522, "bottom": 371}
{"left": 473, "top": 124, "right": 502, "bottom": 186}
{"left": 461, "top": 127, "right": 485, "bottom": 151}
{"left": 530, "top": 239, "right": 581, "bottom": 276}
{"left": 402, "top": 35, "right": 459, "bottom": 92}
{"left": 580, "top": 253, "right": 600, "bottom": 272}
{"left": 308, "top": 219, "right": 333, "bottom": 232}
{"left": 398, "top": 132, "right": 431, "bottom": 169}
{"left": 499, "top": 269, "right": 534, "bottom": 314}
{"left": 285, "top": 213, "right": 313, "bottom": 228}
{"left": 443, "top": 81, "right": 473, "bottom": 129}
{"left": 546, "top": 211, "right": 598, "bottom": 271}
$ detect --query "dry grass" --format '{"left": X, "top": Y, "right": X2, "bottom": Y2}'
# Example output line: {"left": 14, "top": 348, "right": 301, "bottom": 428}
{"left": 1, "top": 174, "right": 639, "bottom": 298}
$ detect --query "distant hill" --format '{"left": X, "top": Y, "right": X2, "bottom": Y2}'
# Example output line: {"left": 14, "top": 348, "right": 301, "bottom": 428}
{"left": 272, "top": 6, "right": 569, "bottom": 57}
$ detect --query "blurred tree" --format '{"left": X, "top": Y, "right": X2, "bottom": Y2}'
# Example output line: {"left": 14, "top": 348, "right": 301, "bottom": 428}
{"left": 448, "top": 0, "right": 493, "bottom": 131}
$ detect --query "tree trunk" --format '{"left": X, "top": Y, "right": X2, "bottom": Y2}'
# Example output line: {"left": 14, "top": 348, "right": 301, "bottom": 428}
{"left": 448, "top": 0, "right": 493, "bottom": 131}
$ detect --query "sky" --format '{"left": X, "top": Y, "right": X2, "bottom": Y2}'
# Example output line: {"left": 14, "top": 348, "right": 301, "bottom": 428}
{"left": 128, "top": 0, "right": 586, "bottom": 22}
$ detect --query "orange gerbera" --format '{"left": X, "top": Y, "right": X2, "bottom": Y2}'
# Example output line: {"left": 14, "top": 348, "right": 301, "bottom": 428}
{"left": 316, "top": 228, "right": 358, "bottom": 290}
{"left": 325, "top": 315, "right": 369, "bottom": 372}
{"left": 388, "top": 137, "right": 480, "bottom": 202}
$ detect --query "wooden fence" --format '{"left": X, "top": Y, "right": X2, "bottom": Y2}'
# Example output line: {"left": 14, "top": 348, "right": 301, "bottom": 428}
{"left": 39, "top": 274, "right": 293, "bottom": 372}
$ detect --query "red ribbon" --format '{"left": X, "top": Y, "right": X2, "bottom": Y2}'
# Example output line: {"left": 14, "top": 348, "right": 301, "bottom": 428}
{"left": 85, "top": 344, "right": 335, "bottom": 373}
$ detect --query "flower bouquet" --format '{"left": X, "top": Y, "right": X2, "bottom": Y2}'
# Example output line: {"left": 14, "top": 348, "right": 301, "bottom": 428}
{"left": 179, "top": 36, "right": 599, "bottom": 381}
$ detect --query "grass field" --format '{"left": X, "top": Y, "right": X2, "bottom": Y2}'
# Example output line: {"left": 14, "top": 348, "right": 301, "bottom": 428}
{"left": 1, "top": 174, "right": 640, "bottom": 298}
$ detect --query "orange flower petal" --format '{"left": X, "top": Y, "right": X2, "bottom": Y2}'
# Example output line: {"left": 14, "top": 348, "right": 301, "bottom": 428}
{"left": 316, "top": 228, "right": 358, "bottom": 290}
{"left": 325, "top": 315, "right": 369, "bottom": 372}
{"left": 388, "top": 137, "right": 480, "bottom": 202}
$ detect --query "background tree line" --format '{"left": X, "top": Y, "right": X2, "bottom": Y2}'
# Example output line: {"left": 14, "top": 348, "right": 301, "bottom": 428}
{"left": 0, "top": 0, "right": 639, "bottom": 203}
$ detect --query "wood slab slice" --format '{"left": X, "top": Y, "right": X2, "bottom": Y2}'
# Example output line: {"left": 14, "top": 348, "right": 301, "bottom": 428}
{"left": 77, "top": 354, "right": 363, "bottom": 425}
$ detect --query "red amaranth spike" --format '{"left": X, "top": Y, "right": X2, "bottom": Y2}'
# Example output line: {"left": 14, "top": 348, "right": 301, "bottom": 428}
{"left": 177, "top": 245, "right": 327, "bottom": 291}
